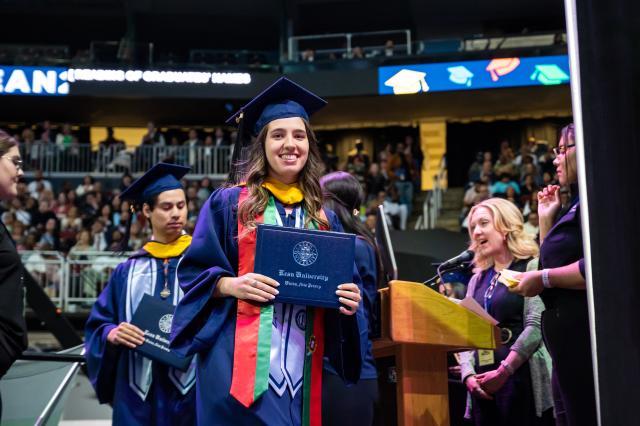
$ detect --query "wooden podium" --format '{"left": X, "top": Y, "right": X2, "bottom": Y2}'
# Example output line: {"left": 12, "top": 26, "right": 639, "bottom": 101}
{"left": 373, "top": 280, "right": 499, "bottom": 426}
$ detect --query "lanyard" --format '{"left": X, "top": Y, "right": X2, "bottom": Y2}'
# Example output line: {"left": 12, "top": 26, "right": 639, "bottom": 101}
{"left": 273, "top": 201, "right": 303, "bottom": 228}
{"left": 483, "top": 270, "right": 501, "bottom": 312}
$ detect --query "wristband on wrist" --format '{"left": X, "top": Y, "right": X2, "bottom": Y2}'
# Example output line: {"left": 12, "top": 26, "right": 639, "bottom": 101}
{"left": 500, "top": 360, "right": 514, "bottom": 376}
{"left": 542, "top": 269, "right": 552, "bottom": 288}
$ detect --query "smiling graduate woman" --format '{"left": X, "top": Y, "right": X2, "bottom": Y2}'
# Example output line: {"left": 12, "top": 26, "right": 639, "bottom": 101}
{"left": 0, "top": 129, "right": 28, "bottom": 419}
{"left": 170, "top": 77, "right": 365, "bottom": 426}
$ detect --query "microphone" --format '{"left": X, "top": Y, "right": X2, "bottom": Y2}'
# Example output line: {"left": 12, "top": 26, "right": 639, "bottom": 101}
{"left": 437, "top": 250, "right": 474, "bottom": 270}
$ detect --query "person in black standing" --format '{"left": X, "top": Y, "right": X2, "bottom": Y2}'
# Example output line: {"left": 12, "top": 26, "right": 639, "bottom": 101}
{"left": 511, "top": 123, "right": 597, "bottom": 426}
{"left": 320, "top": 171, "right": 380, "bottom": 426}
{"left": 0, "top": 129, "right": 28, "bottom": 417}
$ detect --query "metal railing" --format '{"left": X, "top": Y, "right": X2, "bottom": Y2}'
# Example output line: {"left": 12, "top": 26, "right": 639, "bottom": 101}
{"left": 415, "top": 157, "right": 447, "bottom": 230}
{"left": 21, "top": 251, "right": 66, "bottom": 308}
{"left": 288, "top": 29, "right": 411, "bottom": 62}
{"left": 65, "top": 251, "right": 132, "bottom": 312}
{"left": 20, "top": 143, "right": 233, "bottom": 178}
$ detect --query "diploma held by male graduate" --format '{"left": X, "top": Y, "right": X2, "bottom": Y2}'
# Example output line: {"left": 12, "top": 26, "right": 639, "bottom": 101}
{"left": 254, "top": 224, "right": 355, "bottom": 308}
{"left": 130, "top": 294, "right": 193, "bottom": 370}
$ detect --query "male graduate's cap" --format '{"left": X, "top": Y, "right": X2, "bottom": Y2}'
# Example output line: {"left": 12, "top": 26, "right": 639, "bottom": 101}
{"left": 120, "top": 162, "right": 191, "bottom": 202}
{"left": 383, "top": 69, "right": 429, "bottom": 95}
{"left": 447, "top": 65, "right": 474, "bottom": 86}
{"left": 226, "top": 77, "right": 327, "bottom": 136}
{"left": 530, "top": 64, "right": 570, "bottom": 85}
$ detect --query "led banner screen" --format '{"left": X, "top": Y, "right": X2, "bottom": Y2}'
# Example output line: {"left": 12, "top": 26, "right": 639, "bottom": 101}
{"left": 378, "top": 55, "right": 570, "bottom": 95}
{"left": 0, "top": 66, "right": 69, "bottom": 96}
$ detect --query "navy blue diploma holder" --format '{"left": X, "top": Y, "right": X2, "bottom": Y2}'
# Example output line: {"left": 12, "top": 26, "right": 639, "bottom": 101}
{"left": 254, "top": 224, "right": 355, "bottom": 308}
{"left": 130, "top": 294, "right": 193, "bottom": 371}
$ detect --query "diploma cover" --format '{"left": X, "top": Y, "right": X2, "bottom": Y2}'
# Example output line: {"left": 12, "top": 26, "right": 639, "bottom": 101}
{"left": 130, "top": 294, "right": 193, "bottom": 371}
{"left": 254, "top": 224, "right": 355, "bottom": 308}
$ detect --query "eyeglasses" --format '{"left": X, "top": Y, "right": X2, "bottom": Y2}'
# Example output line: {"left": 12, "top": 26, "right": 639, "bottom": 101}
{"left": 2, "top": 156, "right": 23, "bottom": 171}
{"left": 553, "top": 143, "right": 576, "bottom": 157}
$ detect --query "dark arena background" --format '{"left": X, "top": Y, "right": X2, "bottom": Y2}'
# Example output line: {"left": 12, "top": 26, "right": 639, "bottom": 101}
{"left": 0, "top": 0, "right": 637, "bottom": 424}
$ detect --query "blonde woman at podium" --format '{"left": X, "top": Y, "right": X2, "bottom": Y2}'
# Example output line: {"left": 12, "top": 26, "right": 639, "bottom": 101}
{"left": 458, "top": 198, "right": 554, "bottom": 426}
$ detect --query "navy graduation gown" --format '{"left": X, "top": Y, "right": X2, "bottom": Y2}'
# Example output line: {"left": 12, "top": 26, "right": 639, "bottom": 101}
{"left": 85, "top": 251, "right": 196, "bottom": 426}
{"left": 171, "top": 186, "right": 366, "bottom": 426}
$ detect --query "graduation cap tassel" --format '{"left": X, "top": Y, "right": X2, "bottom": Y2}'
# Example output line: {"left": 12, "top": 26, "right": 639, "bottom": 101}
{"left": 227, "top": 113, "right": 248, "bottom": 185}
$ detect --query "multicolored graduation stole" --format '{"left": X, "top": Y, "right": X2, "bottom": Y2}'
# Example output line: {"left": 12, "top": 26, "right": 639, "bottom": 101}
{"left": 230, "top": 186, "right": 327, "bottom": 426}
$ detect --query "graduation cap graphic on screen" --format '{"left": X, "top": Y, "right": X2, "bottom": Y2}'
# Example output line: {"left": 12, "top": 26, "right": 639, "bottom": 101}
{"left": 447, "top": 66, "right": 474, "bottom": 87}
{"left": 486, "top": 58, "right": 521, "bottom": 82}
{"left": 530, "top": 64, "right": 570, "bottom": 85}
{"left": 384, "top": 69, "right": 429, "bottom": 95}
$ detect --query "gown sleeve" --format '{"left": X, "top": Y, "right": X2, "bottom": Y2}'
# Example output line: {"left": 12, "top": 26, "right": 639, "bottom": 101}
{"left": 84, "top": 262, "right": 127, "bottom": 404}
{"left": 170, "top": 187, "right": 240, "bottom": 356}
{"left": 322, "top": 210, "right": 366, "bottom": 384}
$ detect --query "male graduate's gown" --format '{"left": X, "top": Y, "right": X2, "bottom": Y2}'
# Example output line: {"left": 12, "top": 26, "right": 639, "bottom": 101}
{"left": 85, "top": 237, "right": 197, "bottom": 426}
{"left": 171, "top": 186, "right": 367, "bottom": 426}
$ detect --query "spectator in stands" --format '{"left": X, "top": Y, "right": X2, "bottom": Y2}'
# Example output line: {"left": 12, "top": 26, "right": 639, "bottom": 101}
{"left": 520, "top": 174, "right": 538, "bottom": 205}
{"left": 69, "top": 229, "right": 92, "bottom": 255}
{"left": 365, "top": 162, "right": 388, "bottom": 201}
{"left": 387, "top": 141, "right": 414, "bottom": 214}
{"left": 196, "top": 177, "right": 212, "bottom": 204}
{"left": 32, "top": 199, "right": 57, "bottom": 231}
{"left": 53, "top": 191, "right": 71, "bottom": 219}
{"left": 542, "top": 171, "right": 553, "bottom": 187}
{"left": 99, "top": 204, "right": 114, "bottom": 228}
{"left": 76, "top": 175, "right": 95, "bottom": 197}
{"left": 55, "top": 123, "right": 73, "bottom": 150}
{"left": 523, "top": 211, "right": 539, "bottom": 238}
{"left": 494, "top": 152, "right": 517, "bottom": 178}
{"left": 481, "top": 159, "right": 494, "bottom": 184}
{"left": 321, "top": 143, "right": 339, "bottom": 173}
{"left": 514, "top": 143, "right": 538, "bottom": 168}
{"left": 364, "top": 212, "right": 376, "bottom": 233}
{"left": 185, "top": 128, "right": 201, "bottom": 165}
{"left": 27, "top": 169, "right": 52, "bottom": 198}
{"left": 347, "top": 140, "right": 370, "bottom": 185}
{"left": 141, "top": 121, "right": 165, "bottom": 146}
{"left": 468, "top": 152, "right": 485, "bottom": 183}
{"left": 81, "top": 192, "right": 100, "bottom": 219}
{"left": 559, "top": 188, "right": 570, "bottom": 208}
{"left": 10, "top": 221, "right": 25, "bottom": 246}
{"left": 120, "top": 173, "right": 133, "bottom": 192}
{"left": 522, "top": 192, "right": 539, "bottom": 219}
{"left": 370, "top": 189, "right": 408, "bottom": 231}
{"left": 491, "top": 173, "right": 520, "bottom": 197}
{"left": 38, "top": 217, "right": 60, "bottom": 251}
{"left": 127, "top": 220, "right": 145, "bottom": 251}
{"left": 351, "top": 46, "right": 364, "bottom": 59}
{"left": 504, "top": 186, "right": 521, "bottom": 208}
{"left": 213, "top": 127, "right": 227, "bottom": 147}
{"left": 108, "top": 230, "right": 124, "bottom": 251}
{"left": 11, "top": 198, "right": 31, "bottom": 226}
{"left": 538, "top": 146, "right": 555, "bottom": 178}
{"left": 90, "top": 218, "right": 109, "bottom": 251}
{"left": 384, "top": 39, "right": 395, "bottom": 57}
{"left": 463, "top": 181, "right": 490, "bottom": 212}
{"left": 98, "top": 127, "right": 126, "bottom": 170}
{"left": 301, "top": 48, "right": 315, "bottom": 62}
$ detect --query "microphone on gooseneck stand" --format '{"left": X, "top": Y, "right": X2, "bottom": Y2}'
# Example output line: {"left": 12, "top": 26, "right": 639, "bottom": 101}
{"left": 423, "top": 250, "right": 475, "bottom": 292}
{"left": 437, "top": 249, "right": 475, "bottom": 270}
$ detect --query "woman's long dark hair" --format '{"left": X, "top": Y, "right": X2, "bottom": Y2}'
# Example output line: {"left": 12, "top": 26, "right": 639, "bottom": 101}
{"left": 320, "top": 171, "right": 384, "bottom": 288}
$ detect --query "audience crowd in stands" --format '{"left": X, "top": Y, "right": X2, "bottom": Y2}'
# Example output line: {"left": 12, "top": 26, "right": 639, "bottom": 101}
{"left": 2, "top": 122, "right": 422, "bottom": 264}
{"left": 461, "top": 136, "right": 561, "bottom": 239}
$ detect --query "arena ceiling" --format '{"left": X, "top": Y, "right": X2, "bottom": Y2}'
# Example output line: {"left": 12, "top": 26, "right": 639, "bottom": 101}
{"left": 0, "top": 0, "right": 566, "bottom": 51}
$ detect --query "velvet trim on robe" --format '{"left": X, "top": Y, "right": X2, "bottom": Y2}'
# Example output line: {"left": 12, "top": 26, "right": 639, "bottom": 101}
{"left": 171, "top": 186, "right": 366, "bottom": 426}
{"left": 85, "top": 254, "right": 196, "bottom": 426}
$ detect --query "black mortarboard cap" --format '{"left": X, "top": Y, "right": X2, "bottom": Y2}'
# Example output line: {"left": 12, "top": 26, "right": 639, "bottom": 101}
{"left": 120, "top": 162, "right": 190, "bottom": 202}
{"left": 226, "top": 77, "right": 327, "bottom": 136}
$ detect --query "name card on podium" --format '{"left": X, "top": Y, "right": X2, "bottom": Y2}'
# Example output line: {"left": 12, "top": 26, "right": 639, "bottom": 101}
{"left": 254, "top": 224, "right": 355, "bottom": 308}
{"left": 131, "top": 294, "right": 193, "bottom": 371}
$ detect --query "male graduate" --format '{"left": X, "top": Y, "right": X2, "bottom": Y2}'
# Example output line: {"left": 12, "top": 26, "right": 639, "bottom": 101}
{"left": 85, "top": 163, "right": 196, "bottom": 426}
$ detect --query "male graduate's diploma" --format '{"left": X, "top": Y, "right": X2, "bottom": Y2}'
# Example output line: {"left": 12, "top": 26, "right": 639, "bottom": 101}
{"left": 254, "top": 224, "right": 356, "bottom": 308}
{"left": 131, "top": 294, "right": 193, "bottom": 370}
